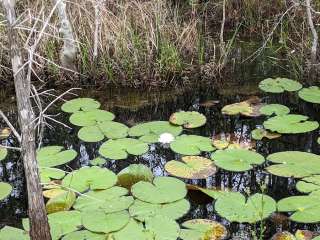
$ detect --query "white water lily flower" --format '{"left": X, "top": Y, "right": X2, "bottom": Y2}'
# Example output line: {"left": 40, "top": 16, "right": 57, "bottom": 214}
{"left": 158, "top": 133, "right": 175, "bottom": 144}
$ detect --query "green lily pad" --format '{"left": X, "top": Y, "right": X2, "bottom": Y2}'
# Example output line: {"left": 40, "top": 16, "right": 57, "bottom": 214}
{"left": 259, "top": 104, "right": 290, "bottom": 116}
{"left": 98, "top": 121, "right": 129, "bottom": 139}
{"left": 169, "top": 111, "right": 206, "bottom": 128}
{"left": 128, "top": 121, "right": 182, "bottom": 143}
{"left": 89, "top": 157, "right": 106, "bottom": 166}
{"left": 131, "top": 176, "right": 187, "bottom": 204}
{"left": 263, "top": 114, "right": 319, "bottom": 134}
{"left": 73, "top": 186, "right": 134, "bottom": 213}
{"left": 251, "top": 128, "right": 281, "bottom": 140}
{"left": 46, "top": 191, "right": 76, "bottom": 214}
{"left": 62, "top": 166, "right": 117, "bottom": 192}
{"left": 129, "top": 199, "right": 190, "bottom": 222}
{"left": 39, "top": 167, "right": 66, "bottom": 184}
{"left": 298, "top": 86, "right": 320, "bottom": 104}
{"left": 62, "top": 230, "right": 106, "bottom": 240}
{"left": 117, "top": 164, "right": 154, "bottom": 189}
{"left": 318, "top": 137, "right": 320, "bottom": 144}
{"left": 78, "top": 125, "right": 104, "bottom": 142}
{"left": 0, "top": 147, "right": 7, "bottom": 161}
{"left": 221, "top": 97, "right": 262, "bottom": 117}
{"left": 145, "top": 215, "right": 180, "bottom": 240}
{"left": 99, "top": 138, "right": 149, "bottom": 160}
{"left": 69, "top": 109, "right": 115, "bottom": 126}
{"left": 211, "top": 149, "right": 265, "bottom": 172}
{"left": 259, "top": 78, "right": 302, "bottom": 93}
{"left": 37, "top": 146, "right": 77, "bottom": 167}
{"left": 180, "top": 219, "right": 228, "bottom": 240}
{"left": 214, "top": 192, "right": 276, "bottom": 223}
{"left": 296, "top": 175, "right": 320, "bottom": 194}
{"left": 187, "top": 184, "right": 230, "bottom": 200}
{"left": 0, "top": 182, "right": 12, "bottom": 200}
{"left": 82, "top": 210, "right": 130, "bottom": 234}
{"left": 110, "top": 219, "right": 153, "bottom": 240}
{"left": 61, "top": 98, "right": 101, "bottom": 113}
{"left": 170, "top": 135, "right": 215, "bottom": 155}
{"left": 165, "top": 156, "right": 217, "bottom": 179}
{"left": 0, "top": 226, "right": 29, "bottom": 240}
{"left": 23, "top": 210, "right": 82, "bottom": 240}
{"left": 277, "top": 192, "right": 320, "bottom": 223}
{"left": 266, "top": 151, "right": 320, "bottom": 178}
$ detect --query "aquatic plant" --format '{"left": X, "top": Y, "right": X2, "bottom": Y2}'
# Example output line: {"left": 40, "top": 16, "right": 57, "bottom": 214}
{"left": 298, "top": 86, "right": 320, "bottom": 104}
{"left": 117, "top": 164, "right": 154, "bottom": 189}
{"left": 221, "top": 97, "right": 262, "bottom": 117}
{"left": 259, "top": 78, "right": 302, "bottom": 93}
{"left": 251, "top": 128, "right": 281, "bottom": 140}
{"left": 169, "top": 111, "right": 207, "bottom": 128}
{"left": 0, "top": 147, "right": 7, "bottom": 161}
{"left": 296, "top": 175, "right": 320, "bottom": 195}
{"left": 37, "top": 146, "right": 77, "bottom": 167}
{"left": 170, "top": 135, "right": 215, "bottom": 155}
{"left": 61, "top": 98, "right": 101, "bottom": 113}
{"left": 259, "top": 104, "right": 290, "bottom": 116}
{"left": 0, "top": 182, "right": 12, "bottom": 200}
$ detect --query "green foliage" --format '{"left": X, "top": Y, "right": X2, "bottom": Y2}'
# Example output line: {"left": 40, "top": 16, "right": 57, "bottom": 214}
{"left": 37, "top": 146, "right": 77, "bottom": 168}
{"left": 39, "top": 167, "right": 66, "bottom": 184}
{"left": 0, "top": 147, "right": 7, "bottom": 161}
{"left": 69, "top": 110, "right": 115, "bottom": 127}
{"left": 0, "top": 182, "right": 12, "bottom": 200}
{"left": 296, "top": 175, "right": 320, "bottom": 194}
{"left": 169, "top": 111, "right": 207, "bottom": 128}
{"left": 298, "top": 86, "right": 320, "bottom": 104}
{"left": 62, "top": 230, "right": 106, "bottom": 240}
{"left": 61, "top": 98, "right": 101, "bottom": 113}
{"left": 259, "top": 78, "right": 302, "bottom": 93}
{"left": 259, "top": 104, "right": 290, "bottom": 116}
{"left": 251, "top": 128, "right": 281, "bottom": 140}
{"left": 46, "top": 191, "right": 76, "bottom": 214}
{"left": 170, "top": 135, "right": 215, "bottom": 155}
{"left": 0, "top": 226, "right": 29, "bottom": 240}
{"left": 221, "top": 98, "right": 262, "bottom": 117}
{"left": 117, "top": 164, "right": 154, "bottom": 189}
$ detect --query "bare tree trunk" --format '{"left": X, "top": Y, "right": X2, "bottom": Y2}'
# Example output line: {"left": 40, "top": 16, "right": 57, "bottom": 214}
{"left": 0, "top": 1, "right": 52, "bottom": 239}
{"left": 305, "top": 0, "right": 318, "bottom": 64}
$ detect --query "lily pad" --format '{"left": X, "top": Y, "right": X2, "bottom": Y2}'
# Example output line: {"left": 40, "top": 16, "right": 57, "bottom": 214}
{"left": 82, "top": 210, "right": 130, "bottom": 234}
{"left": 37, "top": 146, "right": 77, "bottom": 167}
{"left": 117, "top": 164, "right": 154, "bottom": 189}
{"left": 296, "top": 175, "right": 320, "bottom": 194}
{"left": 99, "top": 138, "right": 149, "bottom": 160}
{"left": 277, "top": 192, "right": 320, "bottom": 223}
{"left": 259, "top": 78, "right": 302, "bottom": 93}
{"left": 165, "top": 156, "right": 217, "bottom": 179}
{"left": 73, "top": 186, "right": 134, "bottom": 213}
{"left": 263, "top": 114, "right": 319, "bottom": 134}
{"left": 271, "top": 232, "right": 295, "bottom": 240}
{"left": 180, "top": 219, "right": 228, "bottom": 240}
{"left": 214, "top": 192, "right": 276, "bottom": 223}
{"left": 110, "top": 219, "right": 153, "bottom": 240}
{"left": 251, "top": 128, "right": 281, "bottom": 140}
{"left": 46, "top": 191, "right": 76, "bottom": 214}
{"left": 40, "top": 167, "right": 66, "bottom": 184}
{"left": 145, "top": 215, "right": 180, "bottom": 240}
{"left": 89, "top": 157, "right": 106, "bottom": 166}
{"left": 128, "top": 121, "right": 182, "bottom": 143}
{"left": 69, "top": 109, "right": 115, "bottom": 127}
{"left": 259, "top": 104, "right": 290, "bottom": 116}
{"left": 170, "top": 135, "right": 215, "bottom": 155}
{"left": 211, "top": 149, "right": 265, "bottom": 172}
{"left": 131, "top": 176, "right": 187, "bottom": 204}
{"left": 62, "top": 166, "right": 117, "bottom": 192}
{"left": 298, "top": 86, "right": 320, "bottom": 104}
{"left": 0, "top": 226, "right": 29, "bottom": 240}
{"left": 0, "top": 182, "right": 12, "bottom": 200}
{"left": 169, "top": 111, "right": 206, "bottom": 128}
{"left": 61, "top": 98, "right": 101, "bottom": 113}
{"left": 0, "top": 127, "right": 11, "bottom": 140}
{"left": 0, "top": 147, "right": 7, "bottom": 161}
{"left": 129, "top": 199, "right": 190, "bottom": 221}
{"left": 98, "top": 121, "right": 129, "bottom": 139}
{"left": 221, "top": 97, "right": 262, "bottom": 117}
{"left": 212, "top": 133, "right": 255, "bottom": 150}
{"left": 77, "top": 125, "right": 104, "bottom": 142}
{"left": 43, "top": 188, "right": 67, "bottom": 199}
{"left": 62, "top": 230, "right": 106, "bottom": 240}
{"left": 266, "top": 151, "right": 320, "bottom": 178}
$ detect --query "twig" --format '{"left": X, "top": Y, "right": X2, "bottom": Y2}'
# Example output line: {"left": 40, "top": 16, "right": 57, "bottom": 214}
{"left": 0, "top": 145, "right": 21, "bottom": 151}
{"left": 0, "top": 110, "right": 21, "bottom": 143}
{"left": 305, "top": 0, "right": 318, "bottom": 64}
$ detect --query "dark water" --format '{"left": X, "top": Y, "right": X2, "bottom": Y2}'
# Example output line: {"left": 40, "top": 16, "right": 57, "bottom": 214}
{"left": 0, "top": 49, "right": 319, "bottom": 239}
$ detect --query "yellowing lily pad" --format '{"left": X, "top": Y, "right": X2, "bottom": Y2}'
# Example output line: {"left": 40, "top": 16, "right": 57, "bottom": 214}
{"left": 165, "top": 156, "right": 217, "bottom": 179}
{"left": 259, "top": 78, "right": 302, "bottom": 93}
{"left": 0, "top": 147, "right": 7, "bottom": 161}
{"left": 170, "top": 135, "right": 215, "bottom": 155}
{"left": 37, "top": 146, "right": 77, "bottom": 167}
{"left": 169, "top": 111, "right": 206, "bottom": 128}
{"left": 251, "top": 128, "right": 281, "bottom": 140}
{"left": 298, "top": 86, "right": 320, "bottom": 104}
{"left": 46, "top": 191, "right": 76, "bottom": 214}
{"left": 221, "top": 97, "right": 262, "bottom": 117}
{"left": 271, "top": 232, "right": 295, "bottom": 240}
{"left": 61, "top": 98, "right": 101, "bottom": 113}
{"left": 117, "top": 164, "right": 154, "bottom": 189}
{"left": 0, "top": 127, "right": 11, "bottom": 140}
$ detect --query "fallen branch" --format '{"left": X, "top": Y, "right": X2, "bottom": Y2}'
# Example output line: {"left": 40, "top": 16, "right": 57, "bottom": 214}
{"left": 0, "top": 110, "right": 22, "bottom": 142}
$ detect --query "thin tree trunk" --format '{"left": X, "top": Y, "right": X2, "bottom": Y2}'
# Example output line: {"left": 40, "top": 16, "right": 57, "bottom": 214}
{"left": 0, "top": 1, "right": 52, "bottom": 239}
{"left": 305, "top": 0, "right": 318, "bottom": 64}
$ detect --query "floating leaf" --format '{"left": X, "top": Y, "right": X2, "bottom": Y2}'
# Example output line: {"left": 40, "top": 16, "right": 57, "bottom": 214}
{"left": 212, "top": 133, "right": 255, "bottom": 150}
{"left": 165, "top": 156, "right": 217, "bottom": 179}
{"left": 251, "top": 128, "right": 281, "bottom": 140}
{"left": 69, "top": 109, "right": 115, "bottom": 127}
{"left": 131, "top": 176, "right": 187, "bottom": 204}
{"left": 62, "top": 166, "right": 117, "bottom": 193}
{"left": 0, "top": 226, "right": 29, "bottom": 240}
{"left": 129, "top": 199, "right": 190, "bottom": 222}
{"left": 259, "top": 78, "right": 302, "bottom": 93}
{"left": 180, "top": 219, "right": 228, "bottom": 240}
{"left": 266, "top": 151, "right": 320, "bottom": 178}
{"left": 61, "top": 98, "right": 101, "bottom": 113}
{"left": 129, "top": 121, "right": 182, "bottom": 143}
{"left": 98, "top": 121, "right": 129, "bottom": 139}
{"left": 43, "top": 188, "right": 67, "bottom": 199}
{"left": 73, "top": 186, "right": 134, "bottom": 213}
{"left": 145, "top": 215, "right": 180, "bottom": 240}
{"left": 260, "top": 104, "right": 290, "bottom": 116}
{"left": 296, "top": 175, "right": 320, "bottom": 194}
{"left": 221, "top": 97, "right": 262, "bottom": 117}
{"left": 0, "top": 127, "right": 11, "bottom": 140}
{"left": 37, "top": 146, "right": 77, "bottom": 167}
{"left": 117, "top": 164, "right": 154, "bottom": 189}
{"left": 110, "top": 219, "right": 153, "bottom": 240}
{"left": 40, "top": 167, "right": 65, "bottom": 184}
{"left": 169, "top": 111, "right": 206, "bottom": 128}
{"left": 186, "top": 184, "right": 229, "bottom": 200}
{"left": 0, "top": 182, "right": 12, "bottom": 200}
{"left": 99, "top": 138, "right": 149, "bottom": 160}
{"left": 89, "top": 157, "right": 106, "bottom": 166}
{"left": 170, "top": 135, "right": 215, "bottom": 155}
{"left": 214, "top": 192, "right": 276, "bottom": 223}
{"left": 271, "top": 232, "right": 295, "bottom": 240}
{"left": 62, "top": 230, "right": 106, "bottom": 240}
{"left": 78, "top": 125, "right": 104, "bottom": 142}
{"left": 295, "top": 230, "right": 316, "bottom": 240}
{"left": 277, "top": 192, "right": 320, "bottom": 223}
{"left": 46, "top": 191, "right": 76, "bottom": 214}
{"left": 263, "top": 114, "right": 319, "bottom": 134}
{"left": 82, "top": 210, "right": 130, "bottom": 234}
{"left": 0, "top": 147, "right": 8, "bottom": 161}
{"left": 298, "top": 86, "right": 320, "bottom": 104}
{"left": 211, "top": 149, "right": 265, "bottom": 172}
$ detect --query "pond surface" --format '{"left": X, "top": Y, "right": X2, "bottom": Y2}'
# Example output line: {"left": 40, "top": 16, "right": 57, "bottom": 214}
{"left": 0, "top": 56, "right": 319, "bottom": 239}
